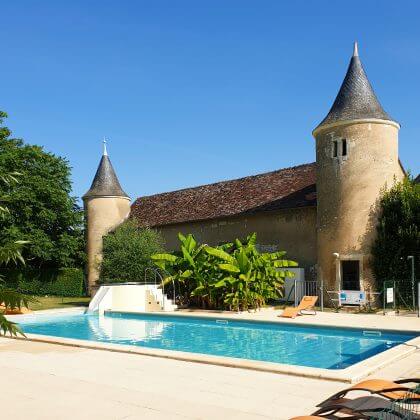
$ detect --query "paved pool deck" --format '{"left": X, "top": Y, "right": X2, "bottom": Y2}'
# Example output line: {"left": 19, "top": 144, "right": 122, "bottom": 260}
{"left": 0, "top": 337, "right": 419, "bottom": 420}
{"left": 1, "top": 309, "right": 419, "bottom": 419}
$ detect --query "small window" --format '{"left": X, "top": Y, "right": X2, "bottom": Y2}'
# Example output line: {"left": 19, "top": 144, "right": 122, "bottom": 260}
{"left": 333, "top": 140, "right": 338, "bottom": 157}
{"left": 342, "top": 139, "right": 347, "bottom": 156}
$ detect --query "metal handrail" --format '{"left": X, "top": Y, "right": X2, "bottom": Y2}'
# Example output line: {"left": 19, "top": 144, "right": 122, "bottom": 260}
{"left": 144, "top": 267, "right": 157, "bottom": 287}
{"left": 172, "top": 279, "right": 176, "bottom": 305}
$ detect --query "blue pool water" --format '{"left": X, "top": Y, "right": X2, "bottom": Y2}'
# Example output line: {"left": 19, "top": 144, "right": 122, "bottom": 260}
{"left": 18, "top": 312, "right": 417, "bottom": 369}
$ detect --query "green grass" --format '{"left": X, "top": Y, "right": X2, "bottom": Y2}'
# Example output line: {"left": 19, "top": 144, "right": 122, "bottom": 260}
{"left": 28, "top": 296, "right": 91, "bottom": 311}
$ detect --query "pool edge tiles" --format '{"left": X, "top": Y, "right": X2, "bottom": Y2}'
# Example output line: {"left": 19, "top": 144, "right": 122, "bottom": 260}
{"left": 105, "top": 310, "right": 420, "bottom": 336}
{"left": 8, "top": 331, "right": 420, "bottom": 384}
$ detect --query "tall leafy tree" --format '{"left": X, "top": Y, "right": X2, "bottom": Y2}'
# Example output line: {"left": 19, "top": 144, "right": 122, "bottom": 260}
{"left": 0, "top": 111, "right": 84, "bottom": 268}
{"left": 372, "top": 176, "right": 419, "bottom": 293}
{"left": 100, "top": 220, "right": 165, "bottom": 284}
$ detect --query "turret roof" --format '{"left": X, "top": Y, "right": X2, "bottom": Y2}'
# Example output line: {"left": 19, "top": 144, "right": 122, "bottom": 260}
{"left": 83, "top": 142, "right": 129, "bottom": 199}
{"left": 315, "top": 43, "right": 396, "bottom": 132}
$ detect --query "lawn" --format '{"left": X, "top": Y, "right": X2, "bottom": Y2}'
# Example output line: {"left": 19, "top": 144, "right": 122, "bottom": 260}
{"left": 28, "top": 296, "right": 91, "bottom": 311}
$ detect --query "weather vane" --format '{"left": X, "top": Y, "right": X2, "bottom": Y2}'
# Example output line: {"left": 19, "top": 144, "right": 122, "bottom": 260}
{"left": 102, "top": 137, "right": 108, "bottom": 156}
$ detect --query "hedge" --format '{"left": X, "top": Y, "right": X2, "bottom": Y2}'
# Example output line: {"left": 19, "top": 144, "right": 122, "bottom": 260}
{"left": 0, "top": 268, "right": 85, "bottom": 297}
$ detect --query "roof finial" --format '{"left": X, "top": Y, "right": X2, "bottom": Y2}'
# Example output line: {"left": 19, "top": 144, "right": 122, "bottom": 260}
{"left": 353, "top": 41, "right": 359, "bottom": 57}
{"left": 103, "top": 137, "right": 108, "bottom": 156}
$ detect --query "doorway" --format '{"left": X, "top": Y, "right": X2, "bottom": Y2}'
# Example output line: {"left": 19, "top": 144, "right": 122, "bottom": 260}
{"left": 341, "top": 260, "right": 360, "bottom": 290}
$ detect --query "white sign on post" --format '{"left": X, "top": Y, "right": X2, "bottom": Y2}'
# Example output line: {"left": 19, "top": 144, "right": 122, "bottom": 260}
{"left": 386, "top": 287, "right": 394, "bottom": 303}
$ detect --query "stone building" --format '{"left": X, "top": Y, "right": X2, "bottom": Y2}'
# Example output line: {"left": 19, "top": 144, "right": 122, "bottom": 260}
{"left": 84, "top": 43, "right": 404, "bottom": 295}
{"left": 83, "top": 143, "right": 131, "bottom": 292}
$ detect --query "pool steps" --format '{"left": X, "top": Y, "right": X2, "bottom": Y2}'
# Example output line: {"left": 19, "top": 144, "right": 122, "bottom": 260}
{"left": 88, "top": 284, "right": 177, "bottom": 314}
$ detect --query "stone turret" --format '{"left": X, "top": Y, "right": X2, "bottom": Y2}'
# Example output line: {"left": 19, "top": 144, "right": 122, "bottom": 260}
{"left": 83, "top": 142, "right": 130, "bottom": 295}
{"left": 313, "top": 43, "right": 403, "bottom": 293}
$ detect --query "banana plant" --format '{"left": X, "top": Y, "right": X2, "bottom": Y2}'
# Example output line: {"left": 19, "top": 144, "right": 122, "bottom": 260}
{"left": 152, "top": 232, "right": 298, "bottom": 311}
{"left": 204, "top": 233, "right": 297, "bottom": 311}
{"left": 151, "top": 233, "right": 212, "bottom": 306}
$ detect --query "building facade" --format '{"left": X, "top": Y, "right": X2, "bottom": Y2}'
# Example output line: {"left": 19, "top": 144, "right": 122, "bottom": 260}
{"left": 83, "top": 143, "right": 131, "bottom": 294}
{"left": 84, "top": 44, "right": 404, "bottom": 296}
{"left": 313, "top": 43, "right": 403, "bottom": 294}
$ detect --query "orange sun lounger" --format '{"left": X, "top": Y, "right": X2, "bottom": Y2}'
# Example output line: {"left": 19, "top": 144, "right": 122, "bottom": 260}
{"left": 279, "top": 296, "right": 318, "bottom": 319}
{"left": 289, "top": 417, "right": 324, "bottom": 420}
{"left": 318, "top": 378, "right": 420, "bottom": 405}
{"left": 0, "top": 305, "right": 32, "bottom": 315}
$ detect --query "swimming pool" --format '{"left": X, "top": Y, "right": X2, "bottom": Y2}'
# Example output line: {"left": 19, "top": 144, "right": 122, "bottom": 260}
{"left": 18, "top": 311, "right": 417, "bottom": 370}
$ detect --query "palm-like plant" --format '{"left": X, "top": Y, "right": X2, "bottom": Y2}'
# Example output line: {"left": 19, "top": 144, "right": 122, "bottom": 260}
{"left": 0, "top": 171, "right": 34, "bottom": 336}
{"left": 0, "top": 238, "right": 34, "bottom": 336}
{"left": 204, "top": 233, "right": 297, "bottom": 311}
{"left": 0, "top": 171, "right": 20, "bottom": 215}
{"left": 152, "top": 233, "right": 211, "bottom": 307}
{"left": 152, "top": 232, "right": 297, "bottom": 311}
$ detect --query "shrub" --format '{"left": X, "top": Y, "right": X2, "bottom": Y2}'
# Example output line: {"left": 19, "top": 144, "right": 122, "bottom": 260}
{"left": 46, "top": 268, "right": 84, "bottom": 296}
{"left": 0, "top": 267, "right": 85, "bottom": 297}
{"left": 100, "top": 220, "right": 165, "bottom": 284}
{"left": 372, "top": 176, "right": 419, "bottom": 299}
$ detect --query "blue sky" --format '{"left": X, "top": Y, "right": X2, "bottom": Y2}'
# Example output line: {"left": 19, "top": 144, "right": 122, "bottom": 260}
{"left": 2, "top": 0, "right": 419, "bottom": 201}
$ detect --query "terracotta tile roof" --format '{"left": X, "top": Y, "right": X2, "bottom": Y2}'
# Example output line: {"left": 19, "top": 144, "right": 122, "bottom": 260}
{"left": 131, "top": 162, "right": 316, "bottom": 227}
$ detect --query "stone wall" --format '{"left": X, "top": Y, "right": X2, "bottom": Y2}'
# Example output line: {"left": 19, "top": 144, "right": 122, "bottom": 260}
{"left": 154, "top": 206, "right": 317, "bottom": 278}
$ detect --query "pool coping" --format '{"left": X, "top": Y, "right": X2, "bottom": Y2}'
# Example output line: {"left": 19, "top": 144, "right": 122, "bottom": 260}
{"left": 7, "top": 308, "right": 420, "bottom": 383}
{"left": 106, "top": 309, "right": 420, "bottom": 335}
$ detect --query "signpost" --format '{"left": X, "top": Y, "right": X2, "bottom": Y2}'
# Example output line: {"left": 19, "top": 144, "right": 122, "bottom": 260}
{"left": 386, "top": 287, "right": 394, "bottom": 304}
{"left": 407, "top": 256, "right": 415, "bottom": 311}
{"left": 418, "top": 281, "right": 420, "bottom": 318}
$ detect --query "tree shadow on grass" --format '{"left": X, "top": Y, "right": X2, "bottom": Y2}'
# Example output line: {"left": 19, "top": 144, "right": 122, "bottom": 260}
{"left": 61, "top": 300, "right": 90, "bottom": 307}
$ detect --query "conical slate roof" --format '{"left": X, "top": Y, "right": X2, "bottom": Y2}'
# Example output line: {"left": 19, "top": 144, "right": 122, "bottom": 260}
{"left": 83, "top": 144, "right": 129, "bottom": 199}
{"left": 315, "top": 43, "right": 396, "bottom": 132}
